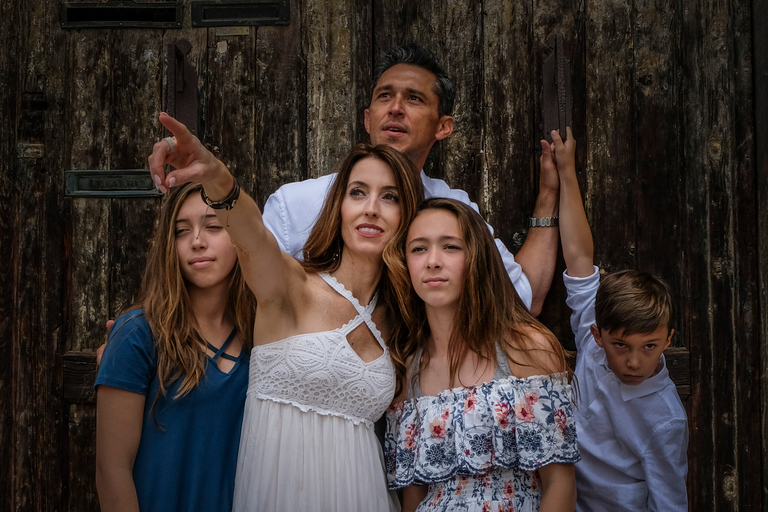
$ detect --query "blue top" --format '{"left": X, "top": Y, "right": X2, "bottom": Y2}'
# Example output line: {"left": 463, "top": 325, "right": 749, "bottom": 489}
{"left": 95, "top": 310, "right": 249, "bottom": 512}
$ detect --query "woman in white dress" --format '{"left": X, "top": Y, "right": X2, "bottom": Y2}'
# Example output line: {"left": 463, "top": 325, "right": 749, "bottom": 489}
{"left": 147, "top": 113, "right": 422, "bottom": 511}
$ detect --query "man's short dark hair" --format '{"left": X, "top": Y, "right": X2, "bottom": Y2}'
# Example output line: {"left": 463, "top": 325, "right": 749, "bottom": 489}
{"left": 371, "top": 44, "right": 456, "bottom": 117}
{"left": 595, "top": 270, "right": 676, "bottom": 335}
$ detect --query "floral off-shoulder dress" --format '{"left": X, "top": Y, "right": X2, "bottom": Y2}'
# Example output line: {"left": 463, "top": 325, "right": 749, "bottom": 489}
{"left": 385, "top": 348, "right": 580, "bottom": 512}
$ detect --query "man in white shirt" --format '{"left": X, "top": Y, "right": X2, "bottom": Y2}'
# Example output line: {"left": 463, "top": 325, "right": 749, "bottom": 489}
{"left": 262, "top": 44, "right": 560, "bottom": 314}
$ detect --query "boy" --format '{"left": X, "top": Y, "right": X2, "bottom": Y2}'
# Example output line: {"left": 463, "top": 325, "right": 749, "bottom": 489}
{"left": 543, "top": 128, "right": 688, "bottom": 511}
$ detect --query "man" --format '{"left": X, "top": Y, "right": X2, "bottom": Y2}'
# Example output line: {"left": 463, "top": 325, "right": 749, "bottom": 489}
{"left": 261, "top": 44, "right": 559, "bottom": 314}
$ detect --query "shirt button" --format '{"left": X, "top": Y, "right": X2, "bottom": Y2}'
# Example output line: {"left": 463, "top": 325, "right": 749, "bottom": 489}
{"left": 584, "top": 412, "right": 591, "bottom": 420}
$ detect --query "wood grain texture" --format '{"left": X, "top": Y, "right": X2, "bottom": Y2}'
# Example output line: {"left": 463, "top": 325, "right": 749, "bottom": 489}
{"left": 205, "top": 25, "right": 257, "bottom": 192}
{"left": 482, "top": 0, "right": 534, "bottom": 255}
{"left": 305, "top": 0, "right": 368, "bottom": 178}
{"left": 67, "top": 404, "right": 98, "bottom": 512}
{"left": 0, "top": 0, "right": 21, "bottom": 508}
{"left": 109, "top": 29, "right": 164, "bottom": 318}
{"left": 253, "top": 0, "right": 308, "bottom": 204}
{"left": 584, "top": 0, "right": 636, "bottom": 271}
{"left": 681, "top": 0, "right": 759, "bottom": 508}
{"left": 62, "top": 352, "right": 98, "bottom": 404}
{"left": 13, "top": 0, "right": 69, "bottom": 509}
{"left": 531, "top": 0, "right": 585, "bottom": 346}
{"left": 64, "top": 22, "right": 113, "bottom": 512}
{"left": 754, "top": 0, "right": 768, "bottom": 507}
{"left": 728, "top": 0, "right": 761, "bottom": 508}
{"left": 67, "top": 26, "right": 112, "bottom": 353}
{"left": 632, "top": 0, "right": 684, "bottom": 331}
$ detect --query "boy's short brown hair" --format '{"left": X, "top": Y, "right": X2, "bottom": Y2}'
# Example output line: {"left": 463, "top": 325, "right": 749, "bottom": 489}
{"left": 595, "top": 270, "right": 675, "bottom": 335}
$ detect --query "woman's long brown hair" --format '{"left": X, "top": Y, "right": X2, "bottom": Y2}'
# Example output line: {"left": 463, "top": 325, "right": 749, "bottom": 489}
{"left": 129, "top": 183, "right": 257, "bottom": 405}
{"left": 301, "top": 143, "right": 424, "bottom": 396}
{"left": 390, "top": 198, "right": 572, "bottom": 395}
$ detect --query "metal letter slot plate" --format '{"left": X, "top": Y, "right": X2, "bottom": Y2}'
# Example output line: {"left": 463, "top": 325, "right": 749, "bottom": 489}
{"left": 65, "top": 170, "right": 162, "bottom": 198}
{"left": 60, "top": 1, "right": 183, "bottom": 29}
{"left": 191, "top": 0, "right": 289, "bottom": 27}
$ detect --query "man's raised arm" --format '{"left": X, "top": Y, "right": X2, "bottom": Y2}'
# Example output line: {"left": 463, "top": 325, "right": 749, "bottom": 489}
{"left": 513, "top": 139, "right": 561, "bottom": 316}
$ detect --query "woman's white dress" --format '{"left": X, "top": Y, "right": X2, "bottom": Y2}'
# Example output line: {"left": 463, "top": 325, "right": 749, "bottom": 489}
{"left": 232, "top": 273, "right": 399, "bottom": 511}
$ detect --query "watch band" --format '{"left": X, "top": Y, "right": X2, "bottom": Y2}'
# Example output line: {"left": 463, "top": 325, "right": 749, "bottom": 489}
{"left": 200, "top": 177, "right": 240, "bottom": 210}
{"left": 529, "top": 216, "right": 559, "bottom": 228}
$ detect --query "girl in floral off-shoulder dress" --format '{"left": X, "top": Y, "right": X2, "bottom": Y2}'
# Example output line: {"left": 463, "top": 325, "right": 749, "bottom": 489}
{"left": 385, "top": 198, "right": 580, "bottom": 512}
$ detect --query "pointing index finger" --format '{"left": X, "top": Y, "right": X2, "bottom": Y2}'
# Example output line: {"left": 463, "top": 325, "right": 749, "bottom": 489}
{"left": 158, "top": 112, "right": 193, "bottom": 144}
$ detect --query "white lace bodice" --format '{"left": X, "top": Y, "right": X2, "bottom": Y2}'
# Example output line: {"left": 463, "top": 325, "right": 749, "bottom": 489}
{"left": 248, "top": 273, "right": 396, "bottom": 426}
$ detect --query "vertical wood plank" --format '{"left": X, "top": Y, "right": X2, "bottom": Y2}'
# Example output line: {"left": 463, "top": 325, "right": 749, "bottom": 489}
{"left": 432, "top": 1, "right": 483, "bottom": 200}
{"left": 482, "top": 0, "right": 533, "bottom": 254}
{"left": 65, "top": 23, "right": 113, "bottom": 512}
{"left": 13, "top": 0, "right": 69, "bottom": 509}
{"left": 305, "top": 0, "right": 370, "bottom": 178}
{"left": 680, "top": 0, "right": 759, "bottom": 508}
{"left": 109, "top": 29, "right": 164, "bottom": 318}
{"left": 67, "top": 26, "right": 112, "bottom": 351}
{"left": 529, "top": 0, "right": 586, "bottom": 344}
{"left": 205, "top": 27, "right": 258, "bottom": 194}
{"left": 727, "top": 0, "right": 760, "bottom": 508}
{"left": 66, "top": 405, "right": 98, "bottom": 512}
{"left": 0, "top": 0, "right": 21, "bottom": 507}
{"left": 754, "top": 0, "right": 768, "bottom": 508}
{"left": 632, "top": 0, "right": 684, "bottom": 333}
{"left": 584, "top": 0, "right": 636, "bottom": 271}
{"left": 680, "top": 0, "right": 717, "bottom": 504}
{"left": 253, "top": 0, "right": 308, "bottom": 203}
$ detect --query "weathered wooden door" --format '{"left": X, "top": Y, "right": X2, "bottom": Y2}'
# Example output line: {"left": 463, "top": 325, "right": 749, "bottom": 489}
{"left": 2, "top": 1, "right": 308, "bottom": 509}
{"left": 1, "top": 0, "right": 766, "bottom": 511}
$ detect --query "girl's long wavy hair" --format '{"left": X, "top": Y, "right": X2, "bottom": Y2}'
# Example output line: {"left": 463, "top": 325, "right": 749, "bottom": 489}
{"left": 390, "top": 198, "right": 572, "bottom": 394}
{"left": 131, "top": 183, "right": 257, "bottom": 406}
{"left": 301, "top": 143, "right": 424, "bottom": 396}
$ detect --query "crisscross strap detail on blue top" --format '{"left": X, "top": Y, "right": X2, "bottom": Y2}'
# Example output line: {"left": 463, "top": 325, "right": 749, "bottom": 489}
{"left": 318, "top": 272, "right": 387, "bottom": 350}
{"left": 199, "top": 326, "right": 239, "bottom": 362}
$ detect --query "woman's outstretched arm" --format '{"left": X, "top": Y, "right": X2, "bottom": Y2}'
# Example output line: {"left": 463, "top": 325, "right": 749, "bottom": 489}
{"left": 147, "top": 113, "right": 305, "bottom": 306}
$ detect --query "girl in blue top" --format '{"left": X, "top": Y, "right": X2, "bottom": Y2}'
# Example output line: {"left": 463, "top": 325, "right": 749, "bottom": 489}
{"left": 95, "top": 182, "right": 257, "bottom": 512}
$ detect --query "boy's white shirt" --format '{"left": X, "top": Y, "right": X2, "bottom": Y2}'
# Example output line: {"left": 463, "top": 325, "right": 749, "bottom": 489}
{"left": 564, "top": 267, "right": 688, "bottom": 512}
{"left": 261, "top": 170, "right": 533, "bottom": 310}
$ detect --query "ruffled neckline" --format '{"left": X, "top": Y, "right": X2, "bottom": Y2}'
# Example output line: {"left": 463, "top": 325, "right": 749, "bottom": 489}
{"left": 385, "top": 373, "right": 580, "bottom": 489}
{"left": 412, "top": 371, "right": 572, "bottom": 402}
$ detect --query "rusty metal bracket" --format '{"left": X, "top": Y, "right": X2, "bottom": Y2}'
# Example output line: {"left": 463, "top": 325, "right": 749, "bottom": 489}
{"left": 542, "top": 33, "right": 572, "bottom": 142}
{"left": 166, "top": 40, "right": 199, "bottom": 137}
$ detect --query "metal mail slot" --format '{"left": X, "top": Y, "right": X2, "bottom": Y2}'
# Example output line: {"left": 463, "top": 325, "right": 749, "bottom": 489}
{"left": 191, "top": 0, "right": 289, "bottom": 27}
{"left": 65, "top": 170, "right": 162, "bottom": 198}
{"left": 60, "top": 1, "right": 183, "bottom": 29}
